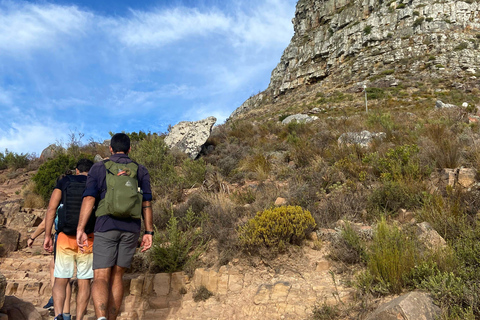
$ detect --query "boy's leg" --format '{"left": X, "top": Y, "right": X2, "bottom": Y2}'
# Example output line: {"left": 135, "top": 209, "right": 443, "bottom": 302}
{"left": 76, "top": 279, "right": 91, "bottom": 320}
{"left": 53, "top": 277, "right": 69, "bottom": 317}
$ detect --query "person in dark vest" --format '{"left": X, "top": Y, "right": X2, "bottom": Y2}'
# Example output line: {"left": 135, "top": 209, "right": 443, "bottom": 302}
{"left": 43, "top": 159, "right": 95, "bottom": 320}
{"left": 76, "top": 133, "right": 153, "bottom": 320}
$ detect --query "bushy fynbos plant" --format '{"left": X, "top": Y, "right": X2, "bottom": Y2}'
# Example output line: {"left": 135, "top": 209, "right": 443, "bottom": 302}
{"left": 0, "top": 149, "right": 30, "bottom": 170}
{"left": 238, "top": 205, "right": 316, "bottom": 251}
{"left": 32, "top": 154, "right": 77, "bottom": 202}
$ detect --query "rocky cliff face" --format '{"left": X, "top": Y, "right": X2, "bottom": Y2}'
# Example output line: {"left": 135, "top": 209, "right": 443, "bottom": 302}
{"left": 230, "top": 0, "right": 480, "bottom": 118}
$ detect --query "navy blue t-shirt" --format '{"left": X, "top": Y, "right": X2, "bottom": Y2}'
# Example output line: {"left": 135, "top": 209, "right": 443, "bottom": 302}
{"left": 83, "top": 154, "right": 152, "bottom": 233}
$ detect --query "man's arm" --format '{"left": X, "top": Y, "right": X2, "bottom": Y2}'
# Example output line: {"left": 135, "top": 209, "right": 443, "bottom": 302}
{"left": 76, "top": 196, "right": 96, "bottom": 251}
{"left": 28, "top": 219, "right": 46, "bottom": 248}
{"left": 140, "top": 200, "right": 153, "bottom": 252}
{"left": 43, "top": 189, "right": 62, "bottom": 253}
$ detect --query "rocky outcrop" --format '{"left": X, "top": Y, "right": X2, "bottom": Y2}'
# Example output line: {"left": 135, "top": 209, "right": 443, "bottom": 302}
{"left": 338, "top": 130, "right": 386, "bottom": 147}
{"left": 281, "top": 114, "right": 318, "bottom": 124}
{"left": 39, "top": 144, "right": 64, "bottom": 161}
{"left": 230, "top": 0, "right": 480, "bottom": 118}
{"left": 165, "top": 116, "right": 217, "bottom": 159}
{"left": 416, "top": 221, "right": 447, "bottom": 253}
{"left": 366, "top": 291, "right": 440, "bottom": 320}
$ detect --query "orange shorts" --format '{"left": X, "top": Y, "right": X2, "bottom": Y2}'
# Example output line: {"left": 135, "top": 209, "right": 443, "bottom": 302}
{"left": 54, "top": 232, "right": 94, "bottom": 279}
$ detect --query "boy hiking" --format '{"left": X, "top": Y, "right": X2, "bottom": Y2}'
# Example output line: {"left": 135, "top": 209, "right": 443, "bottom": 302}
{"left": 43, "top": 159, "right": 96, "bottom": 320}
{"left": 76, "top": 133, "right": 153, "bottom": 320}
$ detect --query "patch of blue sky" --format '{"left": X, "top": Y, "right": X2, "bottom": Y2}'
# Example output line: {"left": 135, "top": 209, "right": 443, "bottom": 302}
{"left": 0, "top": 0, "right": 296, "bottom": 154}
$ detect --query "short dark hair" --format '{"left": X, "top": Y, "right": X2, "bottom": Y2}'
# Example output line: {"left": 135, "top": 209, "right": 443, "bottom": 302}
{"left": 110, "top": 133, "right": 131, "bottom": 153}
{"left": 76, "top": 159, "right": 94, "bottom": 173}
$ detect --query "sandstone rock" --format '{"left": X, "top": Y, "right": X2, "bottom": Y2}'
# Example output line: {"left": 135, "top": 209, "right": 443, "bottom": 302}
{"left": 338, "top": 131, "right": 386, "bottom": 148}
{"left": 164, "top": 116, "right": 216, "bottom": 159}
{"left": 39, "top": 144, "right": 64, "bottom": 161}
{"left": 0, "top": 273, "right": 5, "bottom": 310}
{"left": 366, "top": 291, "right": 440, "bottom": 320}
{"left": 0, "top": 296, "right": 42, "bottom": 320}
{"left": 0, "top": 227, "right": 20, "bottom": 257}
{"left": 281, "top": 114, "right": 318, "bottom": 124}
{"left": 416, "top": 222, "right": 446, "bottom": 252}
{"left": 457, "top": 168, "right": 476, "bottom": 188}
{"left": 274, "top": 197, "right": 287, "bottom": 206}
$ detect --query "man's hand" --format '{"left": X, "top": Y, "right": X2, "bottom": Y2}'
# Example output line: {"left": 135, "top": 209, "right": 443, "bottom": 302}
{"left": 76, "top": 230, "right": 88, "bottom": 253}
{"left": 43, "top": 235, "right": 53, "bottom": 253}
{"left": 140, "top": 234, "right": 153, "bottom": 252}
{"left": 27, "top": 237, "right": 34, "bottom": 248}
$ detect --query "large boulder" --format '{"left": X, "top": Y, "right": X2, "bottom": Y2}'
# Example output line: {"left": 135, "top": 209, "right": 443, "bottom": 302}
{"left": 164, "top": 116, "right": 217, "bottom": 159}
{"left": 0, "top": 296, "right": 42, "bottom": 320}
{"left": 416, "top": 222, "right": 447, "bottom": 253}
{"left": 39, "top": 144, "right": 64, "bottom": 161}
{"left": 366, "top": 291, "right": 440, "bottom": 320}
{"left": 0, "top": 227, "right": 20, "bottom": 257}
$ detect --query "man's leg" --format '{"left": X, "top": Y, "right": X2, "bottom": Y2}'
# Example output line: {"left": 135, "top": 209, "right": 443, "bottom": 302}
{"left": 52, "top": 277, "right": 69, "bottom": 317}
{"left": 108, "top": 265, "right": 126, "bottom": 320}
{"left": 76, "top": 279, "right": 91, "bottom": 320}
{"left": 92, "top": 268, "right": 111, "bottom": 318}
{"left": 64, "top": 280, "right": 71, "bottom": 314}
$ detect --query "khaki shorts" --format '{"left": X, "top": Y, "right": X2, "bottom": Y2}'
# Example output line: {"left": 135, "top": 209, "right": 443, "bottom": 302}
{"left": 93, "top": 230, "right": 139, "bottom": 269}
{"left": 54, "top": 232, "right": 94, "bottom": 279}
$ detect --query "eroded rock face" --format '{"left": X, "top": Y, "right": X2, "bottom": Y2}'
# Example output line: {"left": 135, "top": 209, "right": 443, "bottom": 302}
{"left": 230, "top": 0, "right": 480, "bottom": 119}
{"left": 366, "top": 291, "right": 441, "bottom": 320}
{"left": 39, "top": 144, "right": 64, "bottom": 161}
{"left": 338, "top": 130, "right": 386, "bottom": 148}
{"left": 164, "top": 116, "right": 217, "bottom": 159}
{"left": 281, "top": 114, "right": 318, "bottom": 124}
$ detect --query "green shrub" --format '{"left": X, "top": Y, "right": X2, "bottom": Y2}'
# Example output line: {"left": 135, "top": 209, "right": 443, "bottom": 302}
{"left": 366, "top": 87, "right": 386, "bottom": 100}
{"left": 311, "top": 303, "right": 340, "bottom": 320}
{"left": 130, "top": 136, "right": 182, "bottom": 199}
{"left": 364, "top": 25, "right": 372, "bottom": 35}
{"left": 367, "top": 218, "right": 418, "bottom": 293}
{"left": 413, "top": 17, "right": 424, "bottom": 28}
{"left": 426, "top": 17, "right": 433, "bottom": 22}
{"left": 0, "top": 150, "right": 30, "bottom": 170}
{"left": 238, "top": 205, "right": 316, "bottom": 251}
{"left": 330, "top": 222, "right": 367, "bottom": 264}
{"left": 368, "top": 180, "right": 426, "bottom": 214}
{"left": 193, "top": 285, "right": 213, "bottom": 302}
{"left": 454, "top": 42, "right": 468, "bottom": 51}
{"left": 32, "top": 154, "right": 77, "bottom": 202}
{"left": 150, "top": 208, "right": 206, "bottom": 274}
{"left": 181, "top": 158, "right": 207, "bottom": 188}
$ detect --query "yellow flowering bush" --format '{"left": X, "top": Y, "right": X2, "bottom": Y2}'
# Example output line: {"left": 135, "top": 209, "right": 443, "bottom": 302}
{"left": 238, "top": 205, "right": 316, "bottom": 250}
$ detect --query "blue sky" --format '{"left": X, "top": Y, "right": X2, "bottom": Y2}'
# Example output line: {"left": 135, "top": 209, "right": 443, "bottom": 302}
{"left": 0, "top": 0, "right": 296, "bottom": 155}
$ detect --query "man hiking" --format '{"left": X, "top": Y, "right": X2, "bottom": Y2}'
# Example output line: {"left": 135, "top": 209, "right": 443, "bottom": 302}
{"left": 76, "top": 133, "right": 153, "bottom": 320}
{"left": 44, "top": 159, "right": 96, "bottom": 320}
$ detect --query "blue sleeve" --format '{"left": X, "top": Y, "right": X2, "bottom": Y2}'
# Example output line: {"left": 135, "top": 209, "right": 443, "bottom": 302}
{"left": 83, "top": 162, "right": 103, "bottom": 198}
{"left": 138, "top": 165, "right": 152, "bottom": 202}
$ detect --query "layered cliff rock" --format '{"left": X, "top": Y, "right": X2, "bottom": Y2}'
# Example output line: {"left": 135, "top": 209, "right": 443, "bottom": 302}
{"left": 230, "top": 0, "right": 480, "bottom": 119}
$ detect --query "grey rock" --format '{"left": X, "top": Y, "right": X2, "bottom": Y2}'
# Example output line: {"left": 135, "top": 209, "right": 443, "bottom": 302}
{"left": 436, "top": 100, "right": 457, "bottom": 109}
{"left": 366, "top": 291, "right": 441, "bottom": 320}
{"left": 94, "top": 154, "right": 104, "bottom": 163}
{"left": 282, "top": 114, "right": 318, "bottom": 124}
{"left": 39, "top": 144, "right": 64, "bottom": 161}
{"left": 165, "top": 116, "right": 217, "bottom": 159}
{"left": 338, "top": 130, "right": 386, "bottom": 148}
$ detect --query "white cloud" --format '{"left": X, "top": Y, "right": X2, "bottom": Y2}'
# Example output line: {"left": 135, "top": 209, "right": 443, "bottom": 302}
{"left": 116, "top": 7, "right": 231, "bottom": 47}
{"left": 0, "top": 122, "right": 70, "bottom": 155}
{"left": 0, "top": 1, "right": 92, "bottom": 53}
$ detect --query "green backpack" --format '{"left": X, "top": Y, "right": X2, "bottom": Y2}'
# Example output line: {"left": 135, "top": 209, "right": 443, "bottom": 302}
{"left": 96, "top": 160, "right": 143, "bottom": 219}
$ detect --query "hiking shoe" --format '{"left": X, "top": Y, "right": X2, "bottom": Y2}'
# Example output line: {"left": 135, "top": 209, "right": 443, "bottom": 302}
{"left": 43, "top": 296, "right": 54, "bottom": 309}
{"left": 54, "top": 315, "right": 64, "bottom": 320}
